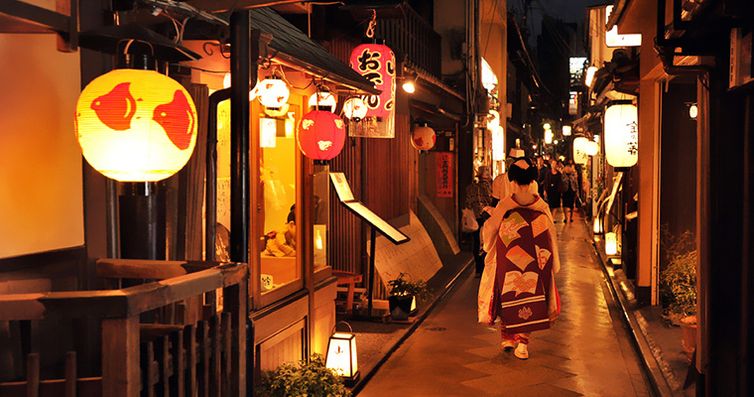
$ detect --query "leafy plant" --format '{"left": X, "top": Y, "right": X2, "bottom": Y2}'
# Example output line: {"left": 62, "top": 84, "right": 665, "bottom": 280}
{"left": 257, "top": 354, "right": 350, "bottom": 397}
{"left": 660, "top": 250, "right": 698, "bottom": 319}
{"left": 387, "top": 273, "right": 431, "bottom": 303}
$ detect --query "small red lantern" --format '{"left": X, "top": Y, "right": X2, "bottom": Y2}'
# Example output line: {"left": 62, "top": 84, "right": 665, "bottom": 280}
{"left": 298, "top": 110, "right": 346, "bottom": 161}
{"left": 411, "top": 124, "right": 436, "bottom": 150}
{"left": 349, "top": 42, "right": 395, "bottom": 119}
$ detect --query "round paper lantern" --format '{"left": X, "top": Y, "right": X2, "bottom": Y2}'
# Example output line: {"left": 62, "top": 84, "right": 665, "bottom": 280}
{"left": 257, "top": 78, "right": 290, "bottom": 109}
{"left": 298, "top": 110, "right": 346, "bottom": 161}
{"left": 349, "top": 42, "right": 396, "bottom": 119}
{"left": 573, "top": 137, "right": 589, "bottom": 165}
{"left": 411, "top": 124, "right": 436, "bottom": 150}
{"left": 308, "top": 90, "right": 337, "bottom": 110}
{"left": 604, "top": 102, "right": 638, "bottom": 167}
{"left": 585, "top": 140, "right": 599, "bottom": 156}
{"left": 75, "top": 69, "right": 198, "bottom": 182}
{"left": 342, "top": 97, "right": 368, "bottom": 120}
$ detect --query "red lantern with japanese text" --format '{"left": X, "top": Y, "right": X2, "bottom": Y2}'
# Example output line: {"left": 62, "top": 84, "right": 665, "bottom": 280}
{"left": 349, "top": 42, "right": 395, "bottom": 120}
{"left": 297, "top": 110, "right": 346, "bottom": 161}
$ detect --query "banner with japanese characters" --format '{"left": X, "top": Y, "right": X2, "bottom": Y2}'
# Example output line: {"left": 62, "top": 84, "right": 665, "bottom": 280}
{"left": 436, "top": 152, "right": 454, "bottom": 198}
{"left": 349, "top": 42, "right": 396, "bottom": 138}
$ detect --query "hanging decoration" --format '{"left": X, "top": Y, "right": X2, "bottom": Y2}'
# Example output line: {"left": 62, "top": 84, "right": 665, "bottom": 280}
{"left": 75, "top": 68, "right": 198, "bottom": 182}
{"left": 298, "top": 110, "right": 346, "bottom": 161}
{"left": 308, "top": 90, "right": 337, "bottom": 111}
{"left": 604, "top": 102, "right": 638, "bottom": 167}
{"left": 257, "top": 77, "right": 290, "bottom": 109}
{"left": 348, "top": 10, "right": 396, "bottom": 138}
{"left": 342, "top": 97, "right": 368, "bottom": 120}
{"left": 562, "top": 125, "right": 572, "bottom": 136}
{"left": 411, "top": 124, "right": 436, "bottom": 150}
{"left": 573, "top": 137, "right": 589, "bottom": 165}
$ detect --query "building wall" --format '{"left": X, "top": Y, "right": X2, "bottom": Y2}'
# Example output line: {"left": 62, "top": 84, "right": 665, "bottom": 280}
{"left": 0, "top": 35, "right": 84, "bottom": 260}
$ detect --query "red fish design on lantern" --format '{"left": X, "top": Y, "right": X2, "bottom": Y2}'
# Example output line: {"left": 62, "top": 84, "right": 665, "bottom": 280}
{"left": 75, "top": 69, "right": 198, "bottom": 182}
{"left": 153, "top": 90, "right": 196, "bottom": 150}
{"left": 349, "top": 43, "right": 395, "bottom": 119}
{"left": 91, "top": 82, "right": 137, "bottom": 131}
{"left": 297, "top": 110, "right": 346, "bottom": 161}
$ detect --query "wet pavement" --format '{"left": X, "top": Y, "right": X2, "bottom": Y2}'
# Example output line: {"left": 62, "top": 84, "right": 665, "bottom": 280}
{"left": 358, "top": 216, "right": 652, "bottom": 396}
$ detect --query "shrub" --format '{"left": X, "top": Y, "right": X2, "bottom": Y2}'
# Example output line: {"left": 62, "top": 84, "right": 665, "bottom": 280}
{"left": 257, "top": 354, "right": 350, "bottom": 397}
{"left": 659, "top": 250, "right": 697, "bottom": 318}
{"left": 387, "top": 273, "right": 431, "bottom": 303}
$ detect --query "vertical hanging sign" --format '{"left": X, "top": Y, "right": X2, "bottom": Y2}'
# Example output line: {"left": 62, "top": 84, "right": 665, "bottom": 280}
{"left": 436, "top": 152, "right": 454, "bottom": 198}
{"left": 348, "top": 12, "right": 396, "bottom": 138}
{"left": 349, "top": 43, "right": 395, "bottom": 138}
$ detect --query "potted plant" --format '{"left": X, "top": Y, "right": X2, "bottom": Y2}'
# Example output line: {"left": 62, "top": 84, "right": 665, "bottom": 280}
{"left": 257, "top": 354, "right": 350, "bottom": 397}
{"left": 659, "top": 249, "right": 698, "bottom": 359}
{"left": 387, "top": 273, "right": 430, "bottom": 321}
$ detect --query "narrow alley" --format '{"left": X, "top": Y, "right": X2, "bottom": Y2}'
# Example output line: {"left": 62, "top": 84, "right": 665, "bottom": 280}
{"left": 359, "top": 219, "right": 651, "bottom": 397}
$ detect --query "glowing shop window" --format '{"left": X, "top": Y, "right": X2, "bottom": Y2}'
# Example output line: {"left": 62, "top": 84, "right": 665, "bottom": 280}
{"left": 313, "top": 164, "right": 331, "bottom": 272}
{"left": 259, "top": 104, "right": 300, "bottom": 294}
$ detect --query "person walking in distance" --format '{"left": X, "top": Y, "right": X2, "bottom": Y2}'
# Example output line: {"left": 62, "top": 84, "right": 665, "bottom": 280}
{"left": 478, "top": 157, "right": 561, "bottom": 360}
{"left": 464, "top": 165, "right": 494, "bottom": 277}
{"left": 544, "top": 159, "right": 563, "bottom": 222}
{"left": 561, "top": 163, "right": 579, "bottom": 223}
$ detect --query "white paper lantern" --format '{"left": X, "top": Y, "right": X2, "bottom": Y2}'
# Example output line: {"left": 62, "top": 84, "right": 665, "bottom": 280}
{"left": 585, "top": 66, "right": 598, "bottom": 87}
{"left": 257, "top": 78, "right": 290, "bottom": 109}
{"left": 585, "top": 140, "right": 599, "bottom": 156}
{"left": 562, "top": 125, "right": 572, "bottom": 136}
{"left": 573, "top": 137, "right": 589, "bottom": 165}
{"left": 342, "top": 97, "right": 368, "bottom": 120}
{"left": 604, "top": 102, "right": 638, "bottom": 167}
{"left": 308, "top": 90, "right": 337, "bottom": 110}
{"left": 605, "top": 232, "right": 618, "bottom": 256}
{"left": 544, "top": 128, "right": 554, "bottom": 144}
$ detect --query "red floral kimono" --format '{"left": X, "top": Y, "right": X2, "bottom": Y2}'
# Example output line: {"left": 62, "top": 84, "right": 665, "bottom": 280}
{"left": 478, "top": 196, "right": 560, "bottom": 332}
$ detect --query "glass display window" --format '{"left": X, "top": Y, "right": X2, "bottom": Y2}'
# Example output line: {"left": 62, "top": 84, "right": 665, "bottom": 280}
{"left": 256, "top": 100, "right": 303, "bottom": 304}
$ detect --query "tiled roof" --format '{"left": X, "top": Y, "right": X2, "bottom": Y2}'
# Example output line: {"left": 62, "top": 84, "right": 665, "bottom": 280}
{"left": 249, "top": 8, "right": 379, "bottom": 94}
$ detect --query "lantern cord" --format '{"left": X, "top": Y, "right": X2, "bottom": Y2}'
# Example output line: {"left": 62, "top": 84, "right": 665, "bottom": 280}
{"left": 277, "top": 64, "right": 317, "bottom": 90}
{"left": 120, "top": 39, "right": 155, "bottom": 56}
{"left": 365, "top": 9, "right": 376, "bottom": 38}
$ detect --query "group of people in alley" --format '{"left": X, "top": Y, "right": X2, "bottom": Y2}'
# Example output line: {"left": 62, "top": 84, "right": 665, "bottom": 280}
{"left": 465, "top": 150, "right": 581, "bottom": 360}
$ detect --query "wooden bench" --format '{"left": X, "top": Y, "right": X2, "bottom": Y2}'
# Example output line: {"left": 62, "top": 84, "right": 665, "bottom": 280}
{"left": 333, "top": 271, "right": 362, "bottom": 315}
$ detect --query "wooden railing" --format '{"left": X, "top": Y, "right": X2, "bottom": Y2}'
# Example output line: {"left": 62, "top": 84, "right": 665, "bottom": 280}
{"left": 375, "top": 3, "right": 442, "bottom": 78}
{"left": 0, "top": 259, "right": 248, "bottom": 397}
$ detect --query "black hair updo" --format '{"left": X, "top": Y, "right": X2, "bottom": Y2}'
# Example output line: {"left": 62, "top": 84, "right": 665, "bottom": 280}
{"left": 508, "top": 157, "right": 537, "bottom": 186}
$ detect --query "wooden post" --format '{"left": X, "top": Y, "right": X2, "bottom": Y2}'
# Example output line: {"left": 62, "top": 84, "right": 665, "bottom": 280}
{"left": 223, "top": 277, "right": 247, "bottom": 396}
{"left": 26, "top": 353, "right": 39, "bottom": 397}
{"left": 64, "top": 351, "right": 77, "bottom": 397}
{"left": 101, "top": 316, "right": 140, "bottom": 397}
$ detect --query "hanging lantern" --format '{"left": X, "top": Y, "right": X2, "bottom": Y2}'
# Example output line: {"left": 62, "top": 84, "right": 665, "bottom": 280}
{"left": 257, "top": 77, "right": 290, "bottom": 109}
{"left": 349, "top": 42, "right": 396, "bottom": 119}
{"left": 75, "top": 68, "right": 198, "bottom": 182}
{"left": 308, "top": 90, "right": 337, "bottom": 111}
{"left": 342, "top": 97, "right": 368, "bottom": 120}
{"left": 585, "top": 66, "right": 598, "bottom": 87}
{"left": 593, "top": 216, "right": 604, "bottom": 234}
{"left": 544, "top": 128, "right": 554, "bottom": 145}
{"left": 297, "top": 110, "right": 346, "bottom": 161}
{"left": 573, "top": 137, "right": 589, "bottom": 165}
{"left": 562, "top": 125, "right": 572, "bottom": 136}
{"left": 604, "top": 102, "right": 638, "bottom": 168}
{"left": 585, "top": 140, "right": 599, "bottom": 156}
{"left": 605, "top": 232, "right": 618, "bottom": 256}
{"left": 325, "top": 322, "right": 359, "bottom": 384}
{"left": 411, "top": 124, "right": 436, "bottom": 150}
{"left": 264, "top": 103, "right": 290, "bottom": 118}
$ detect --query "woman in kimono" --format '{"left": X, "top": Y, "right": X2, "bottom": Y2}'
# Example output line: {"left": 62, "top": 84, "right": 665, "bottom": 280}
{"left": 478, "top": 157, "right": 561, "bottom": 360}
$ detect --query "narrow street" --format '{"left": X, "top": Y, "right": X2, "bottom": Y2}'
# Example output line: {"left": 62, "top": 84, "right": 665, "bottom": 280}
{"left": 359, "top": 218, "right": 651, "bottom": 396}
